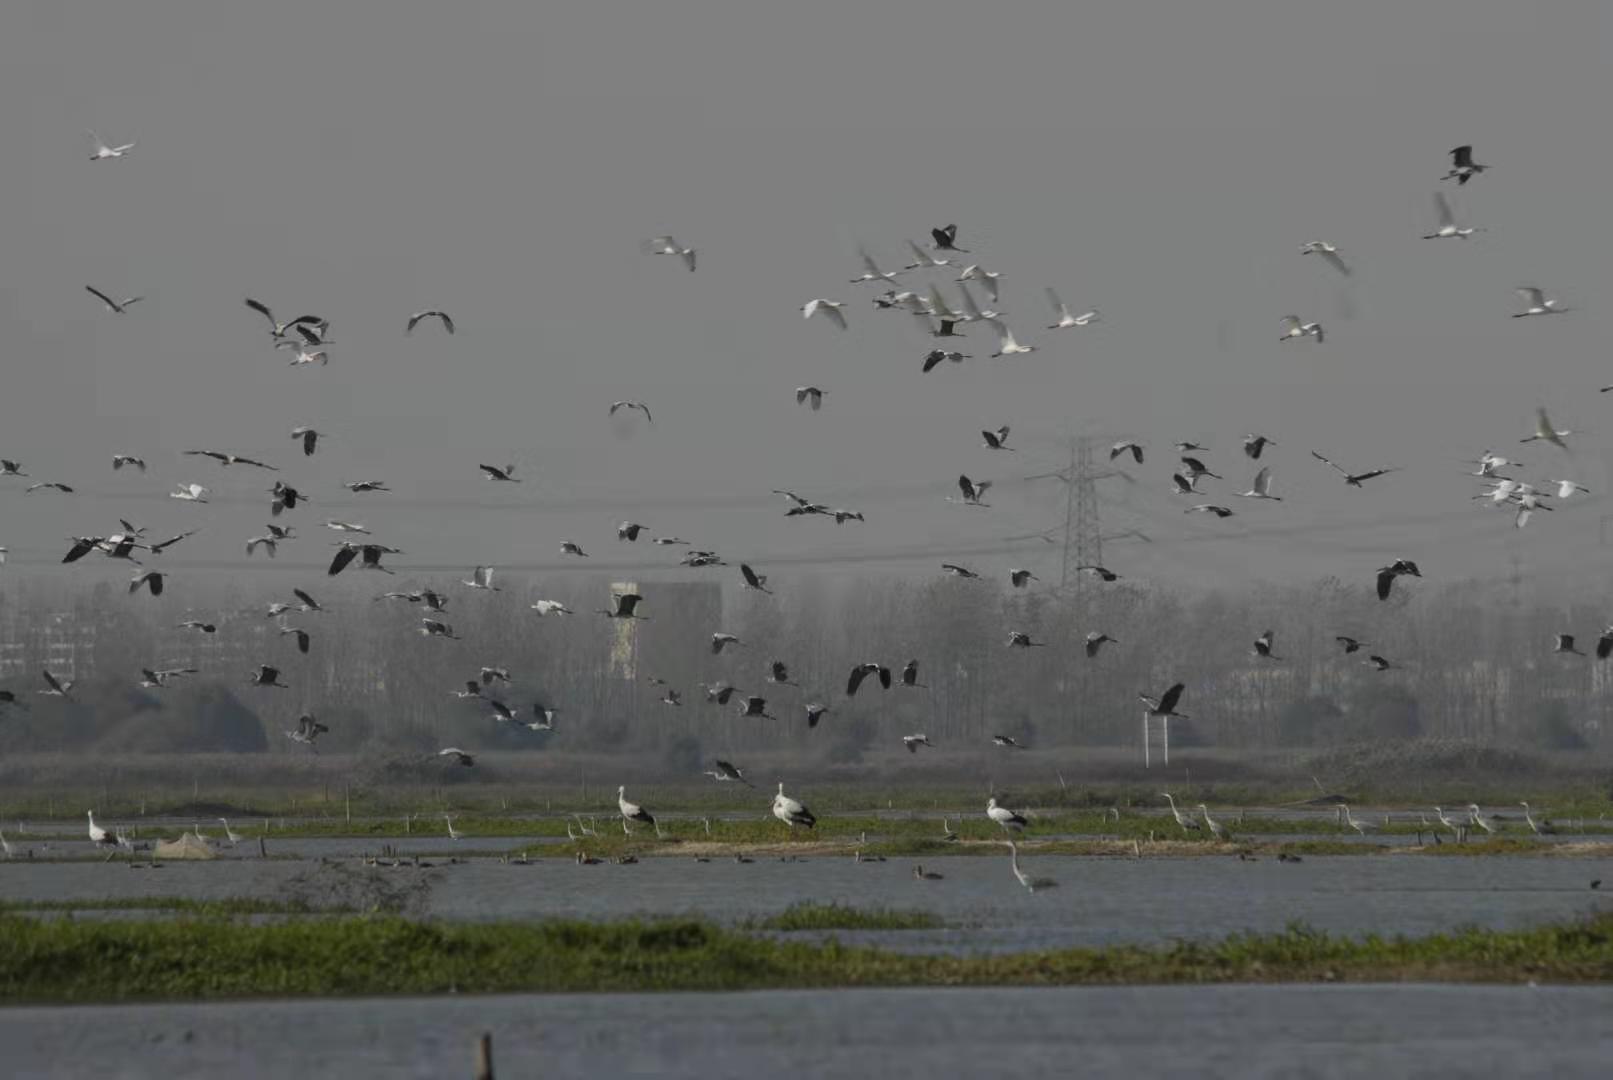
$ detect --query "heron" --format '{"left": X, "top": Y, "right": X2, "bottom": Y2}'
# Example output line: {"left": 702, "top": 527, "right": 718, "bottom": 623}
{"left": 986, "top": 317, "right": 1035, "bottom": 357}
{"left": 1519, "top": 802, "right": 1556, "bottom": 836}
{"left": 849, "top": 247, "right": 904, "bottom": 286}
{"left": 1243, "top": 435, "right": 1276, "bottom": 460}
{"left": 1009, "top": 569, "right": 1039, "bottom": 588}
{"left": 1520, "top": 407, "right": 1571, "bottom": 447}
{"left": 1555, "top": 633, "right": 1585, "bottom": 656}
{"left": 462, "top": 566, "right": 499, "bottom": 591}
{"left": 1005, "top": 840, "right": 1058, "bottom": 893}
{"left": 560, "top": 541, "right": 589, "bottom": 557}
{"left": 479, "top": 463, "right": 519, "bottom": 482}
{"left": 1084, "top": 631, "right": 1116, "bottom": 657}
{"left": 795, "top": 386, "right": 825, "bottom": 410}
{"left": 128, "top": 571, "right": 164, "bottom": 596}
{"left": 85, "top": 285, "right": 143, "bottom": 314}
{"left": 706, "top": 760, "right": 752, "bottom": 786}
{"left": 982, "top": 426, "right": 1014, "bottom": 451}
{"left": 1310, "top": 451, "right": 1400, "bottom": 488}
{"left": 846, "top": 662, "right": 891, "bottom": 697}
{"left": 1442, "top": 144, "right": 1488, "bottom": 185}
{"left": 1376, "top": 559, "right": 1422, "bottom": 601}
{"left": 1253, "top": 630, "right": 1282, "bottom": 660}
{"left": 922, "top": 349, "right": 970, "bottom": 372}
{"left": 930, "top": 224, "right": 968, "bottom": 252}
{"left": 444, "top": 814, "right": 462, "bottom": 841}
{"left": 609, "top": 400, "right": 653, "bottom": 424}
{"left": 1514, "top": 287, "right": 1568, "bottom": 318}
{"left": 111, "top": 454, "right": 147, "bottom": 472}
{"left": 1110, "top": 441, "right": 1144, "bottom": 464}
{"left": 1468, "top": 804, "right": 1496, "bottom": 835}
{"left": 803, "top": 703, "right": 829, "bottom": 728}
{"left": 1045, "top": 288, "right": 1099, "bottom": 329}
{"left": 1161, "top": 793, "right": 1201, "bottom": 833}
{"left": 1198, "top": 804, "right": 1231, "bottom": 841}
{"left": 406, "top": 310, "right": 455, "bottom": 335}
{"left": 1186, "top": 504, "right": 1235, "bottom": 518}
{"left": 217, "top": 818, "right": 243, "bottom": 845}
{"left": 1007, "top": 631, "right": 1045, "bottom": 648}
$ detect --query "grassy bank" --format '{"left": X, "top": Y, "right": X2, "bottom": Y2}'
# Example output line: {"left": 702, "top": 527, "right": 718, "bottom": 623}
{"left": 2, "top": 910, "right": 1612, "bottom": 1002}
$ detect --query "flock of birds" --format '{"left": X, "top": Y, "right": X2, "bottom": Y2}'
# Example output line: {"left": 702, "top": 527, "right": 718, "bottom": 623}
{"left": 0, "top": 137, "right": 1603, "bottom": 894}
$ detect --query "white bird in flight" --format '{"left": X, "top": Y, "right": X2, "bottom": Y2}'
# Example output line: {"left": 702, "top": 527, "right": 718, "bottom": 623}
{"left": 1045, "top": 289, "right": 1098, "bottom": 329}
{"left": 1513, "top": 287, "right": 1568, "bottom": 318}
{"left": 802, "top": 299, "right": 848, "bottom": 330}
{"left": 1300, "top": 241, "right": 1351, "bottom": 277}
{"left": 462, "top": 566, "right": 499, "bottom": 591}
{"left": 1279, "top": 316, "right": 1324, "bottom": 343}
{"left": 88, "top": 131, "right": 134, "bottom": 160}
{"left": 956, "top": 264, "right": 1001, "bottom": 304}
{"left": 1236, "top": 467, "right": 1281, "bottom": 501}
{"left": 850, "top": 248, "right": 904, "bottom": 286}
{"left": 642, "top": 235, "right": 696, "bottom": 271}
{"left": 986, "top": 318, "right": 1035, "bottom": 358}
{"left": 1520, "top": 408, "right": 1571, "bottom": 448}
{"left": 1423, "top": 192, "right": 1482, "bottom": 239}
{"left": 169, "top": 483, "right": 209, "bottom": 503}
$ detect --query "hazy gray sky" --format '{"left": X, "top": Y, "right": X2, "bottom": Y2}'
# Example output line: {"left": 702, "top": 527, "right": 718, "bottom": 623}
{"left": 1, "top": 1, "right": 1608, "bottom": 592}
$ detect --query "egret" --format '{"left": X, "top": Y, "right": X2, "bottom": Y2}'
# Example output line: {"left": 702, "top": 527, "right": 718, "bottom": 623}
{"left": 1423, "top": 191, "right": 1482, "bottom": 239}
{"left": 1045, "top": 288, "right": 1098, "bottom": 329}
{"left": 1236, "top": 467, "right": 1281, "bottom": 501}
{"left": 849, "top": 247, "right": 904, "bottom": 286}
{"left": 986, "top": 318, "right": 1035, "bottom": 357}
{"left": 1548, "top": 480, "right": 1591, "bottom": 499}
{"left": 642, "top": 235, "right": 696, "bottom": 271}
{"left": 532, "top": 599, "right": 576, "bottom": 617}
{"left": 1300, "top": 241, "right": 1351, "bottom": 277}
{"left": 1514, "top": 287, "right": 1568, "bottom": 318}
{"left": 218, "top": 819, "right": 243, "bottom": 845}
{"left": 1520, "top": 407, "right": 1571, "bottom": 447}
{"left": 1279, "top": 316, "right": 1323, "bottom": 343}
{"left": 802, "top": 299, "right": 848, "bottom": 330}
{"left": 903, "top": 240, "right": 954, "bottom": 270}
{"left": 956, "top": 264, "right": 1001, "bottom": 304}
{"left": 88, "top": 131, "right": 135, "bottom": 160}
{"left": 444, "top": 814, "right": 462, "bottom": 841}
{"left": 1519, "top": 802, "right": 1556, "bottom": 836}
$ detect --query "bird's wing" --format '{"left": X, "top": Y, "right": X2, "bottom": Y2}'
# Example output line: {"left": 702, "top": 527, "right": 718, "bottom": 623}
{"left": 957, "top": 283, "right": 987, "bottom": 320}
{"left": 1518, "top": 287, "right": 1546, "bottom": 306}
{"left": 405, "top": 313, "right": 424, "bottom": 335}
{"left": 741, "top": 564, "right": 761, "bottom": 588}
{"left": 1159, "top": 683, "right": 1185, "bottom": 713}
{"left": 1310, "top": 451, "right": 1347, "bottom": 476}
{"left": 1045, "top": 287, "right": 1067, "bottom": 317}
{"left": 986, "top": 318, "right": 1015, "bottom": 351}
{"left": 1433, "top": 191, "right": 1454, "bottom": 227}
{"left": 1376, "top": 568, "right": 1394, "bottom": 600}
{"left": 1451, "top": 145, "right": 1472, "bottom": 166}
{"left": 1253, "top": 466, "right": 1272, "bottom": 493}
{"left": 85, "top": 285, "right": 119, "bottom": 308}
{"left": 846, "top": 666, "right": 868, "bottom": 696}
{"left": 1320, "top": 249, "right": 1351, "bottom": 277}
{"left": 1280, "top": 315, "right": 1301, "bottom": 334}
{"left": 825, "top": 304, "right": 847, "bottom": 330}
{"left": 244, "top": 297, "right": 276, "bottom": 327}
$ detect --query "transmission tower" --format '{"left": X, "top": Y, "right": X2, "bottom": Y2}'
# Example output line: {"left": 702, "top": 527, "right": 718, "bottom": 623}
{"left": 1027, "top": 436, "right": 1148, "bottom": 594}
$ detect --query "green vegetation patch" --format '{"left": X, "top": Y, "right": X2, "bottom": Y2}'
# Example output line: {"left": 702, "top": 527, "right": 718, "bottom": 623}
{"left": 2, "top": 910, "right": 1612, "bottom": 1003}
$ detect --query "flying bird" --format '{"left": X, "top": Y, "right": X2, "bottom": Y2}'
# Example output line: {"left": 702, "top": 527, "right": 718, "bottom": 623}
{"left": 1009, "top": 569, "right": 1038, "bottom": 588}
{"left": 642, "top": 235, "right": 696, "bottom": 271}
{"left": 183, "top": 449, "right": 277, "bottom": 471}
{"left": 128, "top": 571, "right": 164, "bottom": 596}
{"left": 706, "top": 760, "right": 752, "bottom": 785}
{"left": 25, "top": 482, "right": 73, "bottom": 494}
{"left": 1075, "top": 565, "right": 1120, "bottom": 582}
{"left": 437, "top": 748, "right": 475, "bottom": 767}
{"left": 930, "top": 224, "right": 968, "bottom": 252}
{"left": 795, "top": 386, "right": 825, "bottom": 410}
{"left": 1375, "top": 558, "right": 1422, "bottom": 601}
{"left": 1110, "top": 441, "right": 1144, "bottom": 464}
{"left": 560, "top": 541, "right": 589, "bottom": 557}
{"left": 88, "top": 130, "right": 135, "bottom": 160}
{"left": 846, "top": 662, "right": 891, "bottom": 697}
{"left": 941, "top": 563, "right": 980, "bottom": 579}
{"left": 39, "top": 669, "right": 74, "bottom": 700}
{"left": 1300, "top": 241, "right": 1351, "bottom": 277}
{"left": 1236, "top": 467, "right": 1281, "bottom": 501}
{"left": 803, "top": 703, "right": 829, "bottom": 728}
{"left": 1141, "top": 684, "right": 1188, "bottom": 722}
{"left": 922, "top": 349, "right": 970, "bottom": 373}
{"left": 903, "top": 734, "right": 933, "bottom": 753}
{"left": 1007, "top": 631, "right": 1045, "bottom": 648}
{"left": 1442, "top": 145, "right": 1488, "bottom": 185}
{"left": 1186, "top": 504, "right": 1235, "bottom": 518}
{"left": 956, "top": 475, "right": 992, "bottom": 506}
{"left": 986, "top": 318, "right": 1035, "bottom": 357}
{"left": 738, "top": 696, "right": 776, "bottom": 720}
{"left": 1085, "top": 631, "right": 1116, "bottom": 658}
{"left": 982, "top": 426, "right": 1014, "bottom": 451}
{"left": 1045, "top": 288, "right": 1099, "bottom": 329}
{"left": 1513, "top": 287, "right": 1568, "bottom": 318}
{"left": 597, "top": 593, "right": 646, "bottom": 619}
{"left": 901, "top": 660, "right": 927, "bottom": 688}
{"left": 1180, "top": 457, "right": 1222, "bottom": 480}
{"left": 739, "top": 564, "right": 771, "bottom": 593}
{"left": 1310, "top": 451, "right": 1400, "bottom": 487}
{"left": 244, "top": 298, "right": 324, "bottom": 339}
{"left": 850, "top": 247, "right": 904, "bottom": 286}
{"left": 1253, "top": 630, "right": 1282, "bottom": 660}
{"left": 462, "top": 566, "right": 499, "bottom": 591}
{"left": 111, "top": 454, "right": 146, "bottom": 472}
{"left": 1279, "top": 316, "right": 1324, "bottom": 343}
{"left": 802, "top": 299, "right": 848, "bottom": 330}
{"left": 617, "top": 522, "right": 645, "bottom": 541}
{"left": 405, "top": 310, "right": 455, "bottom": 335}
{"left": 1243, "top": 435, "right": 1276, "bottom": 459}
{"left": 1520, "top": 407, "right": 1571, "bottom": 448}
{"left": 1366, "top": 655, "right": 1395, "bottom": 671}
{"left": 1423, "top": 191, "right": 1482, "bottom": 239}
{"left": 1336, "top": 636, "right": 1369, "bottom": 654}
{"left": 609, "top": 400, "right": 653, "bottom": 424}
{"left": 479, "top": 463, "right": 519, "bottom": 482}
{"left": 711, "top": 633, "right": 743, "bottom": 654}
{"left": 902, "top": 240, "right": 953, "bottom": 270}
{"left": 280, "top": 626, "right": 311, "bottom": 655}
{"left": 249, "top": 665, "right": 288, "bottom": 688}
{"left": 84, "top": 285, "right": 142, "bottom": 314}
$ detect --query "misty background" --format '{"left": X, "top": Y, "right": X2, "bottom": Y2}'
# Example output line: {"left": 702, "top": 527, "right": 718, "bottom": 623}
{"left": 1, "top": 2, "right": 1611, "bottom": 774}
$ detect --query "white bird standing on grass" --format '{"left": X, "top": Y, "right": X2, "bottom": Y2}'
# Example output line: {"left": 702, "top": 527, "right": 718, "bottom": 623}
{"left": 773, "top": 783, "right": 817, "bottom": 829}
{"left": 986, "top": 796, "right": 1028, "bottom": 834}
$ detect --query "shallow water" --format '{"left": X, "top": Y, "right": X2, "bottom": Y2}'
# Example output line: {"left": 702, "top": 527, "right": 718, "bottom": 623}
{"left": 5, "top": 984, "right": 1612, "bottom": 1079}
{"left": 2, "top": 850, "right": 1608, "bottom": 949}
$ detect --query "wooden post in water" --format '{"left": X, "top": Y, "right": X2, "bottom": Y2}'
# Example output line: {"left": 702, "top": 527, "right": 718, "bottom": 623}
{"left": 474, "top": 1032, "right": 494, "bottom": 1080}
{"left": 258, "top": 836, "right": 267, "bottom": 859}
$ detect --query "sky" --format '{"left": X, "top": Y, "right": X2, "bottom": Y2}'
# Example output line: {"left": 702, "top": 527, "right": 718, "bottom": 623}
{"left": 0, "top": 1, "right": 1609, "bottom": 596}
